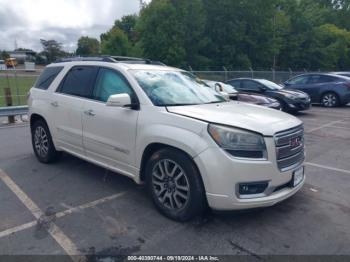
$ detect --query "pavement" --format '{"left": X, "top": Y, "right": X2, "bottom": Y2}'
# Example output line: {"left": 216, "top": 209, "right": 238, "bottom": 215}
{"left": 0, "top": 106, "right": 349, "bottom": 260}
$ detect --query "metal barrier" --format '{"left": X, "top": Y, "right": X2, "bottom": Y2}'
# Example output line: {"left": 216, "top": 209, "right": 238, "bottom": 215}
{"left": 0, "top": 105, "right": 28, "bottom": 117}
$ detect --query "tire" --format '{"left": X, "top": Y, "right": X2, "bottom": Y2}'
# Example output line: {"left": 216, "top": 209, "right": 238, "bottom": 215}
{"left": 321, "top": 92, "right": 339, "bottom": 108}
{"left": 31, "top": 120, "right": 61, "bottom": 163}
{"left": 276, "top": 99, "right": 289, "bottom": 113}
{"left": 145, "top": 148, "right": 207, "bottom": 222}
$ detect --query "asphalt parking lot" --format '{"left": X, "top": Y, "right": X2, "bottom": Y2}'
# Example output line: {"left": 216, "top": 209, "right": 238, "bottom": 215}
{"left": 0, "top": 105, "right": 349, "bottom": 260}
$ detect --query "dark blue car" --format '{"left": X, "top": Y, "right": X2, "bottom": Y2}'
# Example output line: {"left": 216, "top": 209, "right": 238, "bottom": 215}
{"left": 284, "top": 73, "right": 350, "bottom": 107}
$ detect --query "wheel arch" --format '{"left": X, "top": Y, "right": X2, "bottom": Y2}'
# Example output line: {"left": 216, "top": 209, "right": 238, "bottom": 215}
{"left": 139, "top": 143, "right": 202, "bottom": 184}
{"left": 30, "top": 113, "right": 48, "bottom": 130}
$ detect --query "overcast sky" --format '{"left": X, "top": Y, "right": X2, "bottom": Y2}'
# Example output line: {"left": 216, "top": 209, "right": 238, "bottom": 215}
{"left": 0, "top": 0, "right": 147, "bottom": 52}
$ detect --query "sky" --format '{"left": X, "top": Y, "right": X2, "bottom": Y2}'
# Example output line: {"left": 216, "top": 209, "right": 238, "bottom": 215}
{"left": 0, "top": 0, "right": 148, "bottom": 52}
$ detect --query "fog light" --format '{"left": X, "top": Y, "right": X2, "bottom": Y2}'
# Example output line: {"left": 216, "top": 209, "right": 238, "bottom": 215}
{"left": 239, "top": 182, "right": 268, "bottom": 195}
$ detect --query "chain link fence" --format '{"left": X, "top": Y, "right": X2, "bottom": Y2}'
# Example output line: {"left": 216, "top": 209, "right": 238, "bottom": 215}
{"left": 191, "top": 70, "right": 307, "bottom": 84}
{"left": 0, "top": 69, "right": 41, "bottom": 107}
{"left": 1, "top": 68, "right": 309, "bottom": 107}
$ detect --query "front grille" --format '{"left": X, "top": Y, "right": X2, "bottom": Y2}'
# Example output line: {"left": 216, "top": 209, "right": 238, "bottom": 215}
{"left": 275, "top": 125, "right": 305, "bottom": 171}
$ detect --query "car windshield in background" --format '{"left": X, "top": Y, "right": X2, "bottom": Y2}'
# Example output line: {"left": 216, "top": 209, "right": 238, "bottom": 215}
{"left": 257, "top": 79, "right": 284, "bottom": 90}
{"left": 131, "top": 70, "right": 226, "bottom": 106}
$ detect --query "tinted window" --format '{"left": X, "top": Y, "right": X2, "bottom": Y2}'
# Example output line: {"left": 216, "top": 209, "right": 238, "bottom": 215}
{"left": 227, "top": 80, "right": 241, "bottom": 89}
{"left": 308, "top": 75, "right": 336, "bottom": 84}
{"left": 92, "top": 68, "right": 134, "bottom": 102}
{"left": 59, "top": 66, "right": 97, "bottom": 97}
{"left": 288, "top": 76, "right": 309, "bottom": 85}
{"left": 242, "top": 80, "right": 262, "bottom": 91}
{"left": 34, "top": 66, "right": 63, "bottom": 90}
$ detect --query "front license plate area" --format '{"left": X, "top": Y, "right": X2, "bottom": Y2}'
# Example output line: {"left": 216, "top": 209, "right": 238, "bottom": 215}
{"left": 293, "top": 166, "right": 304, "bottom": 187}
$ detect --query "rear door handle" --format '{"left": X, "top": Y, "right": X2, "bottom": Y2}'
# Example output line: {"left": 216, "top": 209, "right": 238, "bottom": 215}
{"left": 50, "top": 101, "right": 59, "bottom": 107}
{"left": 84, "top": 109, "right": 96, "bottom": 116}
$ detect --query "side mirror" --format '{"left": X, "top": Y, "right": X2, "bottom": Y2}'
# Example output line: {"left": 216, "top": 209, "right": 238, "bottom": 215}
{"left": 107, "top": 93, "right": 136, "bottom": 108}
{"left": 215, "top": 83, "right": 224, "bottom": 92}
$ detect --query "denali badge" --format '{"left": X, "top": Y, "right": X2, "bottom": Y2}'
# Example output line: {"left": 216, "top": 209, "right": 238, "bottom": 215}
{"left": 290, "top": 137, "right": 302, "bottom": 149}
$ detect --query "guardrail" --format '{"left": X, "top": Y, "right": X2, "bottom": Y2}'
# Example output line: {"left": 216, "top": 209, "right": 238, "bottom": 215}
{"left": 0, "top": 105, "right": 28, "bottom": 117}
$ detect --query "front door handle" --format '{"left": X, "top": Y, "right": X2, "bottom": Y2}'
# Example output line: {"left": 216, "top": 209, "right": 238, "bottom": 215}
{"left": 50, "top": 101, "right": 59, "bottom": 107}
{"left": 84, "top": 109, "right": 96, "bottom": 116}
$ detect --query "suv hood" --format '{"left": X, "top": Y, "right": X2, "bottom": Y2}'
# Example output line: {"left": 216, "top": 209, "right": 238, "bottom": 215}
{"left": 167, "top": 102, "right": 302, "bottom": 136}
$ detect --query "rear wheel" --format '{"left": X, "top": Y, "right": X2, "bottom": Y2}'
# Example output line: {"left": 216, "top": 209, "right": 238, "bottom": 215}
{"left": 321, "top": 92, "right": 339, "bottom": 107}
{"left": 145, "top": 148, "right": 206, "bottom": 221}
{"left": 31, "top": 120, "right": 61, "bottom": 163}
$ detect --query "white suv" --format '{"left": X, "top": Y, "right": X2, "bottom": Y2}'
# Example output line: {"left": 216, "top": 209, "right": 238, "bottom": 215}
{"left": 28, "top": 57, "right": 305, "bottom": 221}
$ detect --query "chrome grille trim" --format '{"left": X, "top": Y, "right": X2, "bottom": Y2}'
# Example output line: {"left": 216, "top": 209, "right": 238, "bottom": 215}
{"left": 275, "top": 125, "right": 305, "bottom": 171}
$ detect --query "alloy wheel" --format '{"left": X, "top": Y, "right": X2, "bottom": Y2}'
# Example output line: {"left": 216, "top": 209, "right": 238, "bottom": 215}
{"left": 34, "top": 126, "right": 49, "bottom": 158}
{"left": 322, "top": 94, "right": 337, "bottom": 107}
{"left": 152, "top": 159, "right": 190, "bottom": 210}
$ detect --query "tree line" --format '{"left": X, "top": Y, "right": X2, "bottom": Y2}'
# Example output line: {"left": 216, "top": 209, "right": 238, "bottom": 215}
{"left": 3, "top": 0, "right": 350, "bottom": 71}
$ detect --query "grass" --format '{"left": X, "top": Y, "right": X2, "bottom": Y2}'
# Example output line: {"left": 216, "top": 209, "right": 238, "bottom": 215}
{"left": 0, "top": 76, "right": 37, "bottom": 107}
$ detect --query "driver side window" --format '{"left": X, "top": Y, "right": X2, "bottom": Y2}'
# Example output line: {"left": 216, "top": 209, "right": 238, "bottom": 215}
{"left": 92, "top": 68, "right": 134, "bottom": 103}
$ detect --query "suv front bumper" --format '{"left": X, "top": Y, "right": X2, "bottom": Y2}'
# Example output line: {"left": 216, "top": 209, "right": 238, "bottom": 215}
{"left": 194, "top": 141, "right": 305, "bottom": 211}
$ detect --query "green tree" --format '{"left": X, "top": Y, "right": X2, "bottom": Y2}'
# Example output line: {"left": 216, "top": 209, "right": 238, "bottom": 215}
{"left": 137, "top": 0, "right": 207, "bottom": 68}
{"left": 101, "top": 27, "right": 131, "bottom": 56}
{"left": 40, "top": 39, "right": 66, "bottom": 63}
{"left": 1, "top": 51, "right": 10, "bottom": 60}
{"left": 76, "top": 36, "right": 100, "bottom": 56}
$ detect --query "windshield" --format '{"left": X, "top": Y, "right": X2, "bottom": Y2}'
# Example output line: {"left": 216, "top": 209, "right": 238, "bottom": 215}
{"left": 257, "top": 79, "right": 284, "bottom": 90}
{"left": 130, "top": 70, "right": 227, "bottom": 106}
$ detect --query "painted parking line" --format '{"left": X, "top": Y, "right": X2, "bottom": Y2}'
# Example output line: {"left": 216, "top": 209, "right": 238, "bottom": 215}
{"left": 0, "top": 168, "right": 127, "bottom": 239}
{"left": 305, "top": 162, "right": 350, "bottom": 175}
{"left": 0, "top": 169, "right": 82, "bottom": 260}
{"left": 305, "top": 120, "right": 345, "bottom": 133}
{"left": 0, "top": 191, "right": 126, "bottom": 240}
{"left": 55, "top": 192, "right": 126, "bottom": 219}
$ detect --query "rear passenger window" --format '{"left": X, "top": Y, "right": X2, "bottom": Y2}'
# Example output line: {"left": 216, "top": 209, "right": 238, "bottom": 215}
{"left": 59, "top": 66, "right": 97, "bottom": 97}
{"left": 34, "top": 67, "right": 63, "bottom": 90}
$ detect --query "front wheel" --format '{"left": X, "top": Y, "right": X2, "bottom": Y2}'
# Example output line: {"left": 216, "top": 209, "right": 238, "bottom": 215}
{"left": 146, "top": 148, "right": 206, "bottom": 221}
{"left": 321, "top": 92, "right": 339, "bottom": 107}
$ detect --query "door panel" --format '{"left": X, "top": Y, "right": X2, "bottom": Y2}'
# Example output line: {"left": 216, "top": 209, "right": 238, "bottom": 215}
{"left": 49, "top": 66, "right": 98, "bottom": 155}
{"left": 82, "top": 100, "right": 139, "bottom": 174}
{"left": 49, "top": 94, "right": 85, "bottom": 155}
{"left": 82, "top": 68, "right": 139, "bottom": 176}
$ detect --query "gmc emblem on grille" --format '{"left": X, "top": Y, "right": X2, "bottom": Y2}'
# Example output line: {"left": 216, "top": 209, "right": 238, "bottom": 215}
{"left": 290, "top": 137, "right": 302, "bottom": 148}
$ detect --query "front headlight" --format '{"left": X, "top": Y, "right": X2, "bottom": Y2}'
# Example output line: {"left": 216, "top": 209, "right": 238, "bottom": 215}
{"left": 208, "top": 124, "right": 267, "bottom": 159}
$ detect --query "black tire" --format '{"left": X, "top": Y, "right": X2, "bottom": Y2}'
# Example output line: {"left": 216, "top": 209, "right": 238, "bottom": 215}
{"left": 31, "top": 120, "right": 61, "bottom": 163}
{"left": 321, "top": 92, "right": 339, "bottom": 108}
{"left": 145, "top": 148, "right": 207, "bottom": 222}
{"left": 276, "top": 99, "right": 289, "bottom": 113}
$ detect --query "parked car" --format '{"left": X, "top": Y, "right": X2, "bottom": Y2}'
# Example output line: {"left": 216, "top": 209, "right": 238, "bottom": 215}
{"left": 226, "top": 78, "right": 311, "bottom": 113}
{"left": 284, "top": 73, "right": 350, "bottom": 107}
{"left": 203, "top": 80, "right": 281, "bottom": 110}
{"left": 331, "top": 72, "right": 350, "bottom": 78}
{"left": 28, "top": 57, "right": 305, "bottom": 221}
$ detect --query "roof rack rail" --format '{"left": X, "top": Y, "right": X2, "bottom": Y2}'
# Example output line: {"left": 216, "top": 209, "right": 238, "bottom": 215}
{"left": 54, "top": 56, "right": 166, "bottom": 66}
{"left": 55, "top": 57, "right": 116, "bottom": 63}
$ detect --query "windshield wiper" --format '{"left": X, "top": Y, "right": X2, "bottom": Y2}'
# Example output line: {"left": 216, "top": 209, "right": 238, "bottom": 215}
{"left": 161, "top": 103, "right": 198, "bottom": 107}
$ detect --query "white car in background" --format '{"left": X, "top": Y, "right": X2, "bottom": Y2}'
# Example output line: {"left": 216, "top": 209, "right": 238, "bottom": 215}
{"left": 28, "top": 57, "right": 305, "bottom": 221}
